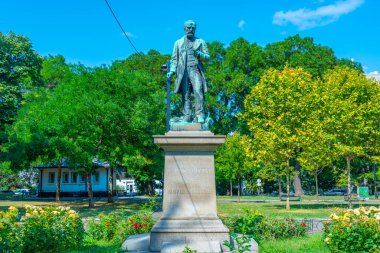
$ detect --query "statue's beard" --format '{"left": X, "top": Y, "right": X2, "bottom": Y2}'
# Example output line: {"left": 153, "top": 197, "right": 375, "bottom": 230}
{"left": 186, "top": 32, "right": 194, "bottom": 38}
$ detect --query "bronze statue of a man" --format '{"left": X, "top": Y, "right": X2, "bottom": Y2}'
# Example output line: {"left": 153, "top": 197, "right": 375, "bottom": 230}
{"left": 167, "top": 20, "right": 210, "bottom": 124}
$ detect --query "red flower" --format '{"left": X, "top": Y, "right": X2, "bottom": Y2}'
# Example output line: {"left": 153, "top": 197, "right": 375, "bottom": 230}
{"left": 133, "top": 223, "right": 142, "bottom": 229}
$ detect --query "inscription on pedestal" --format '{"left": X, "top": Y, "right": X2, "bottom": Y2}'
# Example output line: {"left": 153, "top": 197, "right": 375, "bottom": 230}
{"left": 167, "top": 188, "right": 213, "bottom": 195}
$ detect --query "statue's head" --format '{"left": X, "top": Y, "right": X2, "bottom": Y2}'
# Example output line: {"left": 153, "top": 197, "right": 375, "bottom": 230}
{"left": 184, "top": 20, "right": 196, "bottom": 38}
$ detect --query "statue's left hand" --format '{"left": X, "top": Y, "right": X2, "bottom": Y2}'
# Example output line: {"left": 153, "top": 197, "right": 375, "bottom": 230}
{"left": 195, "top": 50, "right": 209, "bottom": 60}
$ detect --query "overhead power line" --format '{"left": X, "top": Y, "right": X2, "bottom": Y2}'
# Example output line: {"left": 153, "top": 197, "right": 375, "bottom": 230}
{"left": 104, "top": 0, "right": 141, "bottom": 55}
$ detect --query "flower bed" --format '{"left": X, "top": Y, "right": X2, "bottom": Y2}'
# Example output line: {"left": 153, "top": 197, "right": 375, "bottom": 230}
{"left": 0, "top": 205, "right": 84, "bottom": 253}
{"left": 323, "top": 206, "right": 380, "bottom": 253}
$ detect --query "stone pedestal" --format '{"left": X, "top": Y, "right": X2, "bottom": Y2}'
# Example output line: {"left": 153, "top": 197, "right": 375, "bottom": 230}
{"left": 122, "top": 131, "right": 258, "bottom": 252}
{"left": 150, "top": 131, "right": 229, "bottom": 252}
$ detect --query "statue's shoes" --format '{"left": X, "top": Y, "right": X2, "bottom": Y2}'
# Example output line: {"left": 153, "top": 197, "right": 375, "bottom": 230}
{"left": 197, "top": 115, "right": 205, "bottom": 124}
{"left": 183, "top": 116, "right": 193, "bottom": 123}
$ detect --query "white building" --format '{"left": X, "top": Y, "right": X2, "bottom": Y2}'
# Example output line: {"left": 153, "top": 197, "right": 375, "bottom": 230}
{"left": 115, "top": 171, "right": 138, "bottom": 195}
{"left": 36, "top": 162, "right": 116, "bottom": 197}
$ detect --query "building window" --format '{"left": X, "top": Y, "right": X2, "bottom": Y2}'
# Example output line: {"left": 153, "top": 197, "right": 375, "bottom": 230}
{"left": 80, "top": 174, "right": 86, "bottom": 183}
{"left": 71, "top": 173, "right": 78, "bottom": 184}
{"left": 93, "top": 172, "right": 100, "bottom": 183}
{"left": 48, "top": 172, "right": 55, "bottom": 184}
{"left": 62, "top": 172, "right": 69, "bottom": 183}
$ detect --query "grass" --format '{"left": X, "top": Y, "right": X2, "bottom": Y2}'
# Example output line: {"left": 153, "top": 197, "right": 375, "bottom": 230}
{"left": 64, "top": 237, "right": 121, "bottom": 253}
{"left": 63, "top": 234, "right": 330, "bottom": 253}
{"left": 0, "top": 199, "right": 143, "bottom": 218}
{"left": 260, "top": 234, "right": 330, "bottom": 253}
{"left": 217, "top": 194, "right": 380, "bottom": 201}
{"left": 217, "top": 201, "right": 378, "bottom": 219}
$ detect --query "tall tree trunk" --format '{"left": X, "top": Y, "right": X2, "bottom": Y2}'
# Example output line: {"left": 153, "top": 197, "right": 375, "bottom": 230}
{"left": 230, "top": 179, "right": 233, "bottom": 197}
{"left": 56, "top": 159, "right": 62, "bottom": 202}
{"left": 87, "top": 173, "right": 94, "bottom": 208}
{"left": 107, "top": 167, "right": 114, "bottom": 203}
{"left": 347, "top": 156, "right": 352, "bottom": 209}
{"left": 374, "top": 151, "right": 378, "bottom": 199}
{"left": 147, "top": 181, "right": 153, "bottom": 196}
{"left": 315, "top": 171, "right": 319, "bottom": 201}
{"left": 237, "top": 179, "right": 241, "bottom": 202}
{"left": 278, "top": 177, "right": 282, "bottom": 200}
{"left": 286, "top": 159, "right": 290, "bottom": 210}
{"left": 293, "top": 160, "right": 303, "bottom": 196}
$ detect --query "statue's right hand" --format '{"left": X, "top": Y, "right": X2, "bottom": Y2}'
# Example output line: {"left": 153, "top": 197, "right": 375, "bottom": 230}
{"left": 167, "top": 71, "right": 174, "bottom": 78}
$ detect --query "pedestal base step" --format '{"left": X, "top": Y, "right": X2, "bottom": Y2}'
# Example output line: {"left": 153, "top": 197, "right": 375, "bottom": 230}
{"left": 122, "top": 233, "right": 259, "bottom": 253}
{"left": 162, "top": 241, "right": 221, "bottom": 253}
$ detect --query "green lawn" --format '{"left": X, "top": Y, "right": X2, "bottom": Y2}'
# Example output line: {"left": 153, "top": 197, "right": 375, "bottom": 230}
{"left": 260, "top": 234, "right": 330, "bottom": 253}
{"left": 0, "top": 199, "right": 143, "bottom": 218}
{"left": 217, "top": 201, "right": 379, "bottom": 218}
{"left": 217, "top": 194, "right": 380, "bottom": 201}
{"left": 65, "top": 238, "right": 121, "bottom": 253}
{"left": 64, "top": 234, "right": 329, "bottom": 253}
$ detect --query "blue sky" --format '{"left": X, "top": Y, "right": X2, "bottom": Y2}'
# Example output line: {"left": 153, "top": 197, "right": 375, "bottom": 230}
{"left": 1, "top": 0, "right": 379, "bottom": 78}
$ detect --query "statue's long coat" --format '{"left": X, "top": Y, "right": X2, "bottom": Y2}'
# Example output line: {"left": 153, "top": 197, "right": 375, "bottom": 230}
{"left": 169, "top": 36, "right": 209, "bottom": 94}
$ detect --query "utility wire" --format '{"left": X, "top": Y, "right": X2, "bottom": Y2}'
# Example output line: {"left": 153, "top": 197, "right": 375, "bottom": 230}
{"left": 104, "top": 0, "right": 141, "bottom": 56}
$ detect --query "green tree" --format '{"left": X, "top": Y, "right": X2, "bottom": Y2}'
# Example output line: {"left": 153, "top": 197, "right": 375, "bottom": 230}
{"left": 40, "top": 54, "right": 70, "bottom": 89}
{"left": 3, "top": 51, "right": 167, "bottom": 206}
{"left": 4, "top": 86, "right": 77, "bottom": 202}
{"left": 265, "top": 35, "right": 352, "bottom": 78}
{"left": 322, "top": 66, "right": 380, "bottom": 208}
{"left": 240, "top": 67, "right": 317, "bottom": 209}
{"left": 215, "top": 132, "right": 251, "bottom": 200}
{"left": 110, "top": 52, "right": 166, "bottom": 195}
{"left": 206, "top": 38, "right": 266, "bottom": 134}
{"left": 0, "top": 32, "right": 42, "bottom": 146}
{"left": 298, "top": 129, "right": 336, "bottom": 199}
{"left": 263, "top": 35, "right": 363, "bottom": 194}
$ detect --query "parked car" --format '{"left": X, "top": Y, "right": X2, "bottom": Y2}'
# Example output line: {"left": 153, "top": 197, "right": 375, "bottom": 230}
{"left": 13, "top": 189, "right": 30, "bottom": 195}
{"left": 321, "top": 189, "right": 346, "bottom": 196}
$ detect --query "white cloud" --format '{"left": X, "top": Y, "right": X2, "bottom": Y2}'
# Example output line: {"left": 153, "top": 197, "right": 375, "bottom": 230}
{"left": 273, "top": 0, "right": 364, "bottom": 30}
{"left": 121, "top": 32, "right": 137, "bottom": 38}
{"left": 366, "top": 71, "right": 380, "bottom": 81}
{"left": 238, "top": 20, "right": 246, "bottom": 30}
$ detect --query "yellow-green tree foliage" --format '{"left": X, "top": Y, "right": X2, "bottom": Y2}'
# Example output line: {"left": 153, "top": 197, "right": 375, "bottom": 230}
{"left": 240, "top": 67, "right": 318, "bottom": 209}
{"left": 321, "top": 66, "right": 380, "bottom": 208}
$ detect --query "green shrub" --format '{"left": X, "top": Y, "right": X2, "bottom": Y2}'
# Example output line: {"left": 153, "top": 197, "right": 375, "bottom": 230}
{"left": 20, "top": 205, "right": 84, "bottom": 253}
{"left": 87, "top": 212, "right": 120, "bottom": 241}
{"left": 221, "top": 209, "right": 263, "bottom": 235}
{"left": 0, "top": 206, "right": 21, "bottom": 253}
{"left": 255, "top": 216, "right": 307, "bottom": 241}
{"left": 323, "top": 206, "right": 380, "bottom": 253}
{"left": 87, "top": 210, "right": 155, "bottom": 243}
{"left": 222, "top": 209, "right": 307, "bottom": 241}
